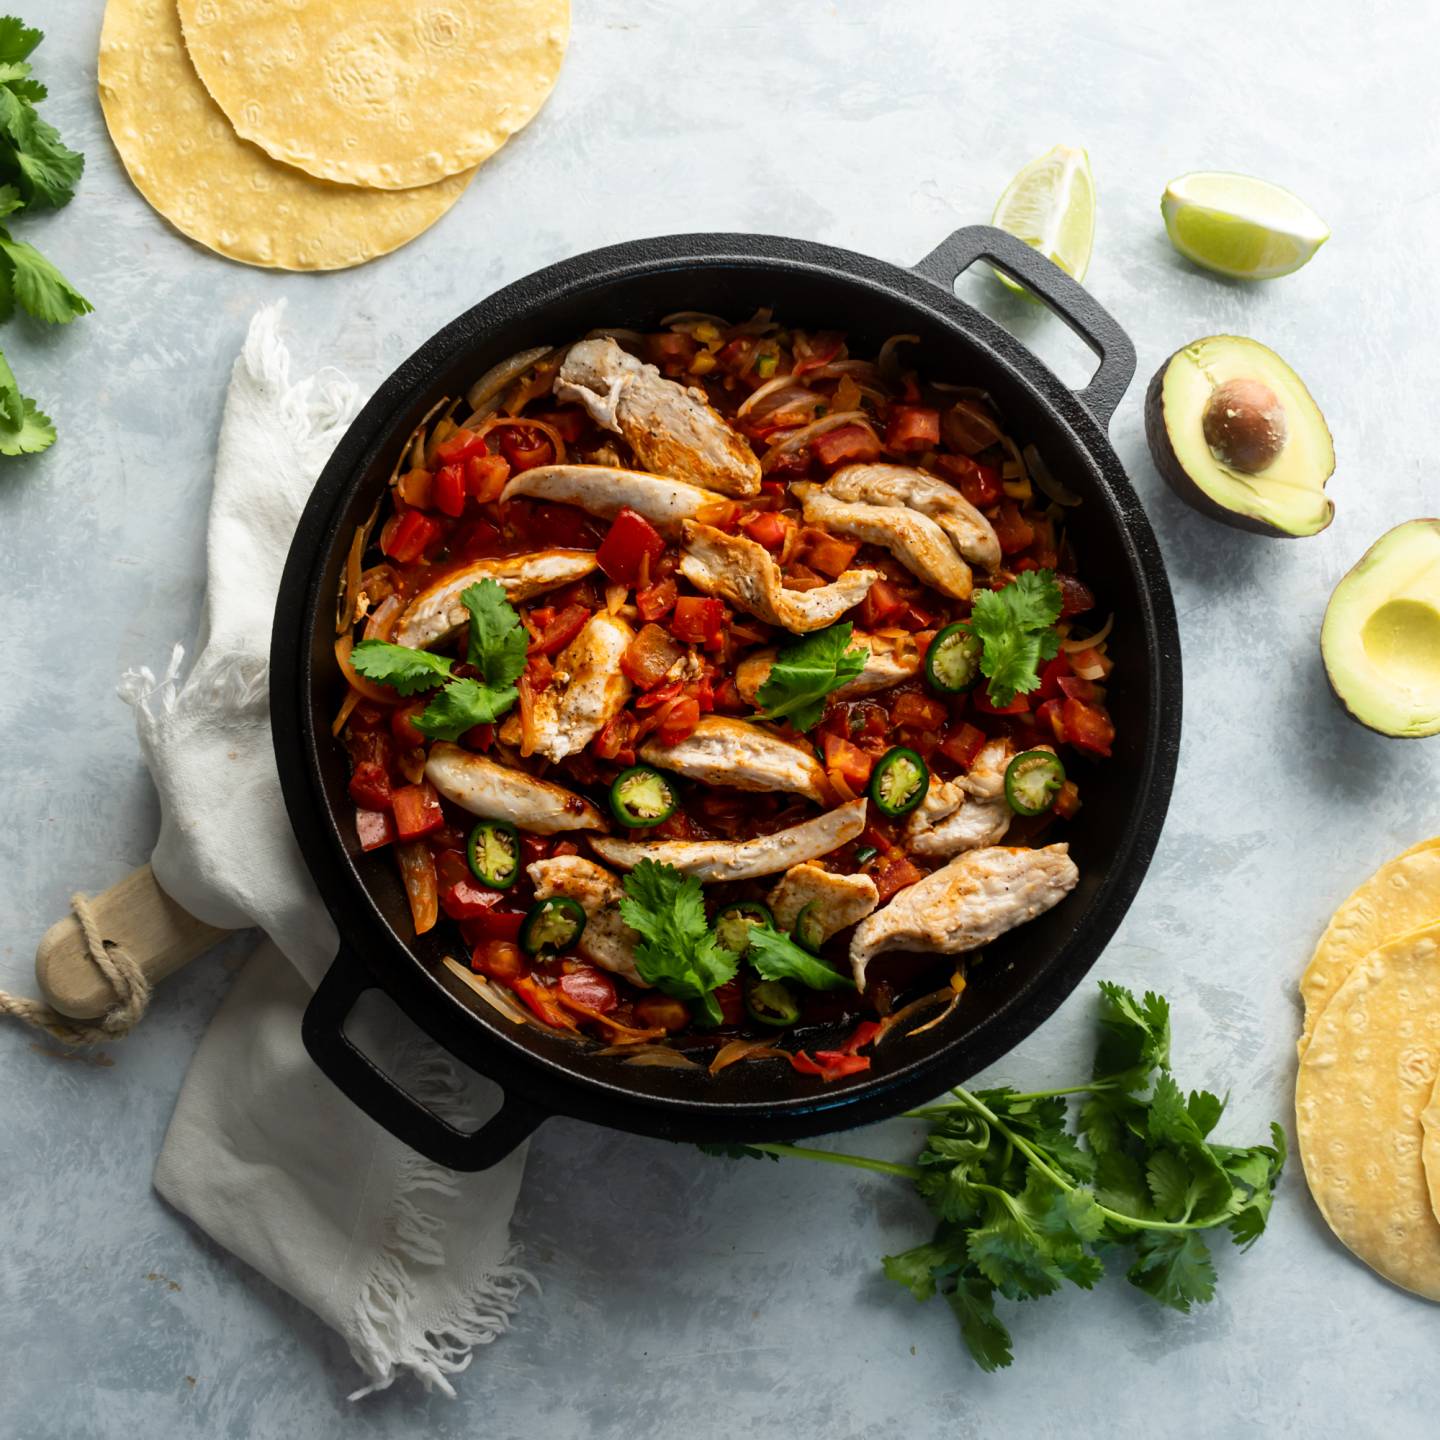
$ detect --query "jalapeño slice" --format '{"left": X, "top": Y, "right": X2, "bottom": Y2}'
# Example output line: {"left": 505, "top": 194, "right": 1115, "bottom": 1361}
{"left": 714, "top": 900, "right": 772, "bottom": 957}
{"left": 1004, "top": 749, "right": 1067, "bottom": 817}
{"left": 610, "top": 765, "right": 679, "bottom": 828}
{"left": 520, "top": 896, "right": 588, "bottom": 955}
{"left": 793, "top": 900, "right": 826, "bottom": 954}
{"left": 467, "top": 819, "right": 520, "bottom": 889}
{"left": 924, "top": 621, "right": 983, "bottom": 694}
{"left": 745, "top": 976, "right": 800, "bottom": 1028}
{"left": 869, "top": 746, "right": 930, "bottom": 818}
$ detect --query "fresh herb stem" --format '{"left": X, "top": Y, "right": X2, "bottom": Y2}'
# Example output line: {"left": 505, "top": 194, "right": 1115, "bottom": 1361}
{"left": 748, "top": 1142, "right": 922, "bottom": 1181}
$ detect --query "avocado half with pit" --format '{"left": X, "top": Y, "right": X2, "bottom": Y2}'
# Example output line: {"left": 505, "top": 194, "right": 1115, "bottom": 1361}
{"left": 1145, "top": 335, "right": 1335, "bottom": 536}
{"left": 1321, "top": 520, "right": 1440, "bottom": 738}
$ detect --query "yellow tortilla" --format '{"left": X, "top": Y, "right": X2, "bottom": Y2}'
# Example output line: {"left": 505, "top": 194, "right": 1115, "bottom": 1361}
{"left": 1426, "top": 1068, "right": 1440, "bottom": 1230}
{"left": 1297, "top": 839, "right": 1440, "bottom": 1057}
{"left": 99, "top": 0, "right": 474, "bottom": 270}
{"left": 176, "top": 0, "right": 570, "bottom": 191}
{"left": 1295, "top": 923, "right": 1440, "bottom": 1301}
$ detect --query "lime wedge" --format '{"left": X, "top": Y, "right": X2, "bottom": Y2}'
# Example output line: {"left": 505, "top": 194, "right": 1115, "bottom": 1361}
{"left": 991, "top": 145, "right": 1096, "bottom": 293}
{"left": 1162, "top": 172, "right": 1329, "bottom": 280}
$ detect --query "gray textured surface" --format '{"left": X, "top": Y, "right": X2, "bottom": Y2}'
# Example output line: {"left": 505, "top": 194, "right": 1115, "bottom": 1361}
{"left": 2, "top": 1, "right": 1437, "bottom": 1435}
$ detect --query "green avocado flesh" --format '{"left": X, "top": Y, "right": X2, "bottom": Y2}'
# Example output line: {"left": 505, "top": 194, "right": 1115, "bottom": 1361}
{"left": 1321, "top": 520, "right": 1440, "bottom": 738}
{"left": 1149, "top": 335, "right": 1335, "bottom": 536}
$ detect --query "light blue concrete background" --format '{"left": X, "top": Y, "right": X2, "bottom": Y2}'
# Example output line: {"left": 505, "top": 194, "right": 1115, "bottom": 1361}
{"left": 2, "top": 2, "right": 1437, "bottom": 1435}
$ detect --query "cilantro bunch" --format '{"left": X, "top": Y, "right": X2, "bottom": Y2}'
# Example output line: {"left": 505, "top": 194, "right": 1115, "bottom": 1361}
{"left": 702, "top": 982, "right": 1285, "bottom": 1371}
{"left": 0, "top": 18, "right": 91, "bottom": 458}
{"left": 968, "top": 569, "right": 1063, "bottom": 707}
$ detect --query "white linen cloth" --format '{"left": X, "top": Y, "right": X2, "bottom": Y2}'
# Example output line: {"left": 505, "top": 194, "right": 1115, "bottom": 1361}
{"left": 120, "top": 304, "right": 533, "bottom": 1398}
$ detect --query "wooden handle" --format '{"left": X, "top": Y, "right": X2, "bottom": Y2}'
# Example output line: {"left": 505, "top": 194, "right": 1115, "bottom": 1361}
{"left": 35, "top": 865, "right": 233, "bottom": 1020}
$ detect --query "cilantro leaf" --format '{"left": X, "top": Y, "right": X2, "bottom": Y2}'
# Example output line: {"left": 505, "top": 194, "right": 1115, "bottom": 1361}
{"left": 0, "top": 85, "right": 83, "bottom": 209}
{"left": 755, "top": 621, "right": 867, "bottom": 730}
{"left": 0, "top": 18, "right": 42, "bottom": 66}
{"left": 0, "top": 228, "right": 91, "bottom": 323}
{"left": 414, "top": 677, "right": 517, "bottom": 741}
{"left": 945, "top": 1275, "right": 1013, "bottom": 1372}
{"left": 1093, "top": 981, "right": 1171, "bottom": 1089}
{"left": 0, "top": 343, "right": 51, "bottom": 454}
{"left": 967, "top": 570, "right": 1063, "bottom": 706}
{"left": 461, "top": 580, "right": 529, "bottom": 685}
{"left": 350, "top": 639, "right": 456, "bottom": 695}
{"left": 1126, "top": 1230, "right": 1216, "bottom": 1313}
{"left": 883, "top": 1238, "right": 960, "bottom": 1302}
{"left": 746, "top": 923, "right": 855, "bottom": 991}
{"left": 619, "top": 860, "right": 737, "bottom": 1025}
{"left": 0, "top": 182, "right": 21, "bottom": 220}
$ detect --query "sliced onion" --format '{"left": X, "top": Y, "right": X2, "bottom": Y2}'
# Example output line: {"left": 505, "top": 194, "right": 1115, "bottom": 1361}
{"left": 583, "top": 327, "right": 646, "bottom": 347}
{"left": 336, "top": 631, "right": 400, "bottom": 707}
{"left": 441, "top": 959, "right": 537, "bottom": 1027}
{"left": 1060, "top": 613, "right": 1114, "bottom": 653}
{"left": 394, "top": 398, "right": 448, "bottom": 481}
{"left": 807, "top": 359, "right": 881, "bottom": 381}
{"left": 474, "top": 413, "right": 569, "bottom": 466}
{"left": 708, "top": 1038, "right": 787, "bottom": 1074}
{"left": 730, "top": 307, "right": 778, "bottom": 336}
{"left": 1024, "top": 444, "right": 1082, "bottom": 508}
{"left": 364, "top": 592, "right": 403, "bottom": 642}
{"left": 465, "top": 346, "right": 554, "bottom": 415}
{"left": 760, "top": 410, "right": 874, "bottom": 470}
{"left": 737, "top": 374, "right": 816, "bottom": 419}
{"left": 878, "top": 333, "right": 920, "bottom": 383}
{"left": 606, "top": 1045, "right": 702, "bottom": 1069}
{"left": 331, "top": 688, "right": 362, "bottom": 738}
{"left": 660, "top": 310, "right": 732, "bottom": 330}
{"left": 335, "top": 505, "right": 374, "bottom": 636}
{"left": 605, "top": 582, "right": 629, "bottom": 615}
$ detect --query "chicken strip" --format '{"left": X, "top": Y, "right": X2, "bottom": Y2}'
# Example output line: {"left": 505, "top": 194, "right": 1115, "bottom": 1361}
{"left": 499, "top": 612, "right": 634, "bottom": 762}
{"left": 792, "top": 483, "right": 972, "bottom": 601}
{"left": 849, "top": 844, "right": 1079, "bottom": 988}
{"left": 554, "top": 338, "right": 761, "bottom": 497}
{"left": 394, "top": 551, "right": 599, "bottom": 650}
{"left": 425, "top": 743, "right": 607, "bottom": 834}
{"left": 825, "top": 463, "right": 1002, "bottom": 572}
{"left": 591, "top": 798, "right": 868, "bottom": 883}
{"left": 767, "top": 863, "right": 879, "bottom": 942}
{"left": 639, "top": 715, "right": 828, "bottom": 804}
{"left": 499, "top": 464, "right": 727, "bottom": 536}
{"left": 735, "top": 631, "right": 923, "bottom": 707}
{"left": 903, "top": 737, "right": 1018, "bottom": 858}
{"left": 679, "top": 521, "right": 878, "bottom": 634}
{"left": 527, "top": 855, "right": 648, "bottom": 987}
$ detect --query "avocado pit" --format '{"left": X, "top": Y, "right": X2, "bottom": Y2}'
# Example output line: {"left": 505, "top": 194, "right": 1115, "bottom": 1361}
{"left": 1201, "top": 377, "right": 1287, "bottom": 474}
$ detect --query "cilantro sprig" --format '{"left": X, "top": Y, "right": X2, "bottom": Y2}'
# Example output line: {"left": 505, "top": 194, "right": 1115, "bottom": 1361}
{"left": 0, "top": 19, "right": 91, "bottom": 460}
{"left": 747, "top": 923, "right": 855, "bottom": 991}
{"left": 969, "top": 569, "right": 1063, "bottom": 707}
{"left": 755, "top": 621, "right": 867, "bottom": 731}
{"left": 700, "top": 981, "right": 1285, "bottom": 1372}
{"left": 351, "top": 580, "right": 529, "bottom": 740}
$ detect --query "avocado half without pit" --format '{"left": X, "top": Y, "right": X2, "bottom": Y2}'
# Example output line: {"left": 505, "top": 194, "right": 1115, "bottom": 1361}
{"left": 1322, "top": 520, "right": 1440, "bottom": 738}
{"left": 1145, "top": 335, "right": 1335, "bottom": 537}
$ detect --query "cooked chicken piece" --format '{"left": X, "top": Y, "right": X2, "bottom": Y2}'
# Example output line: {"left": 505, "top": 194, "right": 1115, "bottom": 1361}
{"left": 679, "top": 522, "right": 878, "bottom": 634}
{"left": 903, "top": 737, "right": 1019, "bottom": 858}
{"left": 499, "top": 612, "right": 633, "bottom": 762}
{"left": 792, "top": 483, "right": 972, "bottom": 601}
{"left": 528, "top": 855, "right": 648, "bottom": 987}
{"left": 639, "top": 715, "right": 828, "bottom": 803}
{"left": 767, "top": 863, "right": 879, "bottom": 942}
{"left": 825, "top": 463, "right": 1002, "bottom": 572}
{"left": 591, "top": 798, "right": 868, "bottom": 883}
{"left": 394, "top": 552, "right": 599, "bottom": 650}
{"left": 554, "top": 338, "right": 761, "bottom": 497}
{"left": 735, "top": 631, "right": 923, "bottom": 707}
{"left": 499, "top": 464, "right": 728, "bottom": 536}
{"left": 425, "top": 742, "right": 607, "bottom": 834}
{"left": 849, "top": 843, "right": 1078, "bottom": 988}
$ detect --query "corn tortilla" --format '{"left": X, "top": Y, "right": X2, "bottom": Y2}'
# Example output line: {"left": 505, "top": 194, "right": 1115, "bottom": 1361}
{"left": 176, "top": 0, "right": 570, "bottom": 191}
{"left": 99, "top": 0, "right": 474, "bottom": 271}
{"left": 1426, "top": 1069, "right": 1440, "bottom": 1229}
{"left": 1295, "top": 923, "right": 1440, "bottom": 1301}
{"left": 1297, "top": 839, "right": 1440, "bottom": 1057}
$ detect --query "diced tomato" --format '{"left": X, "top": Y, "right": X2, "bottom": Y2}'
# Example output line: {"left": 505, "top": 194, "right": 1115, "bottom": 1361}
{"left": 645, "top": 331, "right": 700, "bottom": 374}
{"left": 636, "top": 577, "right": 678, "bottom": 622}
{"left": 596, "top": 507, "right": 665, "bottom": 584}
{"left": 395, "top": 467, "right": 434, "bottom": 509}
{"left": 822, "top": 733, "right": 874, "bottom": 790}
{"left": 1066, "top": 647, "right": 1112, "bottom": 681}
{"left": 635, "top": 995, "right": 690, "bottom": 1031}
{"left": 991, "top": 501, "right": 1035, "bottom": 556}
{"left": 531, "top": 407, "right": 587, "bottom": 443}
{"left": 558, "top": 967, "right": 619, "bottom": 1013}
{"left": 432, "top": 462, "right": 467, "bottom": 517}
{"left": 354, "top": 807, "right": 394, "bottom": 852}
{"left": 1062, "top": 698, "right": 1115, "bottom": 757}
{"left": 529, "top": 603, "right": 590, "bottom": 657}
{"left": 873, "top": 855, "right": 926, "bottom": 902}
{"left": 1026, "top": 516, "right": 1059, "bottom": 570}
{"left": 593, "top": 711, "right": 636, "bottom": 764}
{"left": 525, "top": 652, "right": 555, "bottom": 692}
{"left": 860, "top": 579, "right": 907, "bottom": 629}
{"left": 462, "top": 722, "right": 496, "bottom": 752}
{"left": 496, "top": 425, "right": 555, "bottom": 473}
{"left": 433, "top": 427, "right": 489, "bottom": 466}
{"left": 347, "top": 761, "right": 393, "bottom": 812}
{"left": 635, "top": 680, "right": 682, "bottom": 713}
{"left": 812, "top": 423, "right": 882, "bottom": 468}
{"left": 884, "top": 405, "right": 940, "bottom": 453}
{"left": 973, "top": 687, "right": 1030, "bottom": 716}
{"left": 1035, "top": 698, "right": 1068, "bottom": 746}
{"left": 461, "top": 910, "right": 527, "bottom": 947}
{"left": 1054, "top": 780, "right": 1082, "bottom": 819}
{"left": 527, "top": 503, "right": 602, "bottom": 552}
{"left": 441, "top": 872, "right": 510, "bottom": 922}
{"left": 712, "top": 676, "right": 747, "bottom": 714}
{"left": 935, "top": 452, "right": 1002, "bottom": 509}
{"left": 451, "top": 517, "right": 502, "bottom": 560}
{"left": 390, "top": 703, "right": 428, "bottom": 749}
{"left": 1055, "top": 573, "right": 1095, "bottom": 618}
{"left": 941, "top": 400, "right": 1003, "bottom": 455}
{"left": 742, "top": 511, "right": 790, "bottom": 552}
{"left": 792, "top": 330, "right": 845, "bottom": 374}
{"left": 381, "top": 510, "right": 442, "bottom": 564}
{"left": 391, "top": 781, "right": 443, "bottom": 841}
{"left": 891, "top": 691, "right": 948, "bottom": 730}
{"left": 511, "top": 975, "right": 578, "bottom": 1030}
{"left": 623, "top": 624, "right": 686, "bottom": 689}
{"left": 790, "top": 1050, "right": 871, "bottom": 1081}
{"left": 799, "top": 527, "right": 861, "bottom": 578}
{"left": 469, "top": 937, "right": 527, "bottom": 981}
{"left": 669, "top": 595, "right": 726, "bottom": 650}
{"left": 1058, "top": 674, "right": 1101, "bottom": 704}
{"left": 1035, "top": 654, "right": 1071, "bottom": 704}
{"left": 655, "top": 693, "right": 702, "bottom": 746}
{"left": 466, "top": 453, "right": 511, "bottom": 503}
{"left": 712, "top": 979, "right": 744, "bottom": 1027}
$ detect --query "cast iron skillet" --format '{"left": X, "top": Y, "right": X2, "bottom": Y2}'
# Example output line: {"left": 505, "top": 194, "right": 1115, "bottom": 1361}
{"left": 271, "top": 225, "right": 1182, "bottom": 1171}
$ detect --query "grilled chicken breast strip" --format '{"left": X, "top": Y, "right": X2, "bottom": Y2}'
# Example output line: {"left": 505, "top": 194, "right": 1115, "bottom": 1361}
{"left": 639, "top": 715, "right": 828, "bottom": 804}
{"left": 394, "top": 551, "right": 599, "bottom": 650}
{"left": 679, "top": 521, "right": 878, "bottom": 634}
{"left": 903, "top": 737, "right": 1019, "bottom": 858}
{"left": 591, "top": 797, "right": 868, "bottom": 883}
{"left": 768, "top": 863, "right": 879, "bottom": 942}
{"left": 849, "top": 843, "right": 1079, "bottom": 988}
{"left": 499, "top": 464, "right": 728, "bottom": 536}
{"left": 735, "top": 631, "right": 923, "bottom": 707}
{"left": 528, "top": 855, "right": 648, "bottom": 987}
{"left": 825, "top": 463, "right": 1002, "bottom": 572}
{"left": 425, "top": 743, "right": 607, "bottom": 834}
{"left": 554, "top": 338, "right": 761, "bottom": 497}
{"left": 792, "top": 484, "right": 973, "bottom": 600}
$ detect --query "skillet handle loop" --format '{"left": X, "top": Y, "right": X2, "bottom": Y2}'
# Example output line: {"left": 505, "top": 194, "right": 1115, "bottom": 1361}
{"left": 302, "top": 947, "right": 545, "bottom": 1171}
{"left": 913, "top": 224, "right": 1136, "bottom": 431}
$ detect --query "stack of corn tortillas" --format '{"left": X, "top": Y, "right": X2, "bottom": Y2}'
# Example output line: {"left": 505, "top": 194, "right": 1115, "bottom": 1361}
{"left": 98, "top": 0, "right": 569, "bottom": 270}
{"left": 1296, "top": 837, "right": 1440, "bottom": 1300}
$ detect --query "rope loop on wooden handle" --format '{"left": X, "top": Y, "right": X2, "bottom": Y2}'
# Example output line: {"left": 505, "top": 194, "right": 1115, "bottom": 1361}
{"left": 0, "top": 893, "right": 152, "bottom": 1046}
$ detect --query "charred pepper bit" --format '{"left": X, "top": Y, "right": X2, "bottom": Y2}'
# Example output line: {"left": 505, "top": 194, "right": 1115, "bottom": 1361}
{"left": 467, "top": 819, "right": 521, "bottom": 888}
{"left": 1004, "top": 750, "right": 1067, "bottom": 817}
{"left": 609, "top": 765, "right": 679, "bottom": 828}
{"left": 870, "top": 747, "right": 930, "bottom": 818}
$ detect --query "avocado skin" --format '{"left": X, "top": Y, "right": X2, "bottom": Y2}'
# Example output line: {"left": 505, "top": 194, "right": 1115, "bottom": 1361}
{"left": 1143, "top": 349, "right": 1333, "bottom": 539}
